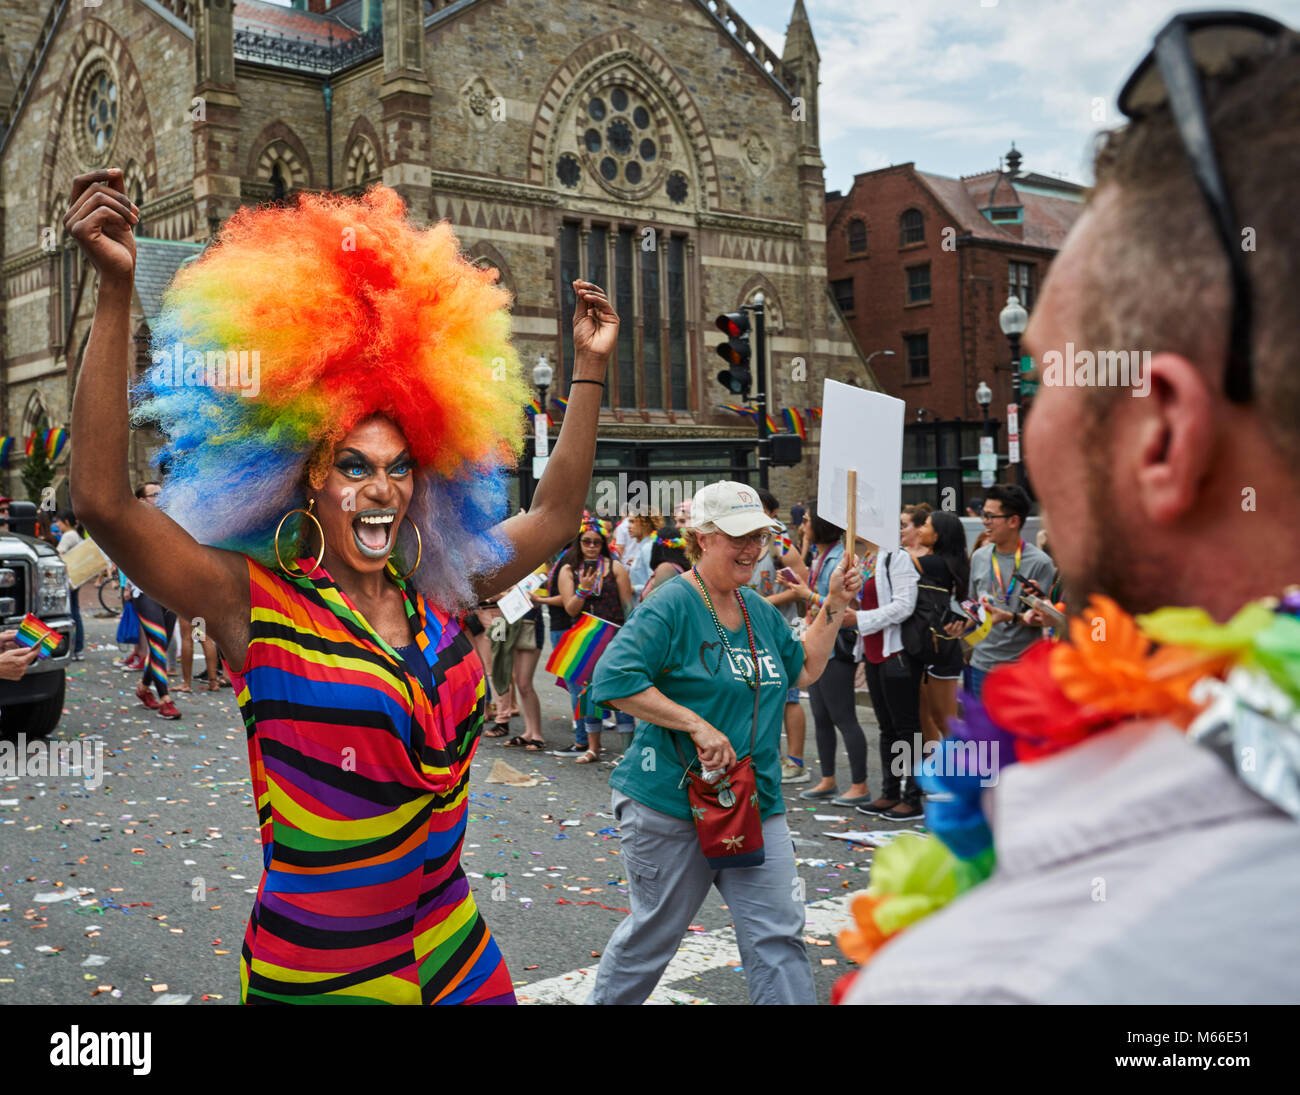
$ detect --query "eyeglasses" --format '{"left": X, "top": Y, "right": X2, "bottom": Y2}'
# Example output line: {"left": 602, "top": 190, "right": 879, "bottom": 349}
{"left": 980, "top": 511, "right": 1011, "bottom": 522}
{"left": 722, "top": 531, "right": 770, "bottom": 549}
{"left": 144, "top": 492, "right": 162, "bottom": 501}
{"left": 580, "top": 537, "right": 603, "bottom": 546}
{"left": 1118, "top": 12, "right": 1288, "bottom": 404}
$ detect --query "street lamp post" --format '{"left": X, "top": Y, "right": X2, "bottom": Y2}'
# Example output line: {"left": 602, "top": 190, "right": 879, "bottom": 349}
{"left": 998, "top": 295, "right": 1028, "bottom": 487}
{"left": 975, "top": 380, "right": 992, "bottom": 438}
{"left": 529, "top": 354, "right": 553, "bottom": 510}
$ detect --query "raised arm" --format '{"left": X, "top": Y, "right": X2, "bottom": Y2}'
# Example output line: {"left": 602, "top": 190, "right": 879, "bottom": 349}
{"left": 66, "top": 169, "right": 250, "bottom": 661}
{"left": 475, "top": 280, "right": 616, "bottom": 598}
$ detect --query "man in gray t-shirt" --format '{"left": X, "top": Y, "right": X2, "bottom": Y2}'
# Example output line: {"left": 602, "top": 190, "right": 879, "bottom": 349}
{"left": 959, "top": 485, "right": 1055, "bottom": 696}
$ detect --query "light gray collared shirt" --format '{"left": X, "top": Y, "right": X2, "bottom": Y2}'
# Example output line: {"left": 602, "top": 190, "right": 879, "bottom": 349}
{"left": 844, "top": 722, "right": 1300, "bottom": 1004}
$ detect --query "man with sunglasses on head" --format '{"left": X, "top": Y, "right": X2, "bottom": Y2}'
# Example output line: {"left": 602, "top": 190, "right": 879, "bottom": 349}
{"left": 953, "top": 484, "right": 1054, "bottom": 700}
{"left": 845, "top": 14, "right": 1300, "bottom": 1005}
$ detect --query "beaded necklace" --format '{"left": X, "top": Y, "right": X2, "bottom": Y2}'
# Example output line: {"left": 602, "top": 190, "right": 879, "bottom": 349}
{"left": 692, "top": 565, "right": 760, "bottom": 690}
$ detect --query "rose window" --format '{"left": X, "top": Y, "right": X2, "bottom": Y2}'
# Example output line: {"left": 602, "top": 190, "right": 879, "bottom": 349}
{"left": 572, "top": 81, "right": 670, "bottom": 199}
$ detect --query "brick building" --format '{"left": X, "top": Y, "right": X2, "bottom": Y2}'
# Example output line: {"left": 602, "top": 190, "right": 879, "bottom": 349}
{"left": 825, "top": 146, "right": 1085, "bottom": 509}
{"left": 0, "top": 0, "right": 878, "bottom": 514}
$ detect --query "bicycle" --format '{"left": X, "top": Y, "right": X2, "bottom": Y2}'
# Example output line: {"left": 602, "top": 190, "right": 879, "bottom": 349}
{"left": 96, "top": 569, "right": 124, "bottom": 616}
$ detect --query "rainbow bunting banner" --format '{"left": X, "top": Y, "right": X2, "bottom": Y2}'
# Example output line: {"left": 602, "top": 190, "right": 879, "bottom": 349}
{"left": 45, "top": 427, "right": 68, "bottom": 461}
{"left": 783, "top": 407, "right": 806, "bottom": 440}
{"left": 720, "top": 403, "right": 754, "bottom": 422}
{"left": 544, "top": 611, "right": 620, "bottom": 687}
{"left": 0, "top": 437, "right": 12, "bottom": 468}
{"left": 15, "top": 612, "right": 61, "bottom": 658}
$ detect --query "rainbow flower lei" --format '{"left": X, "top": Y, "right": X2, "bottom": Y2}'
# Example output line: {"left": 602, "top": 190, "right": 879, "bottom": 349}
{"left": 655, "top": 527, "right": 686, "bottom": 551}
{"left": 834, "top": 591, "right": 1300, "bottom": 1001}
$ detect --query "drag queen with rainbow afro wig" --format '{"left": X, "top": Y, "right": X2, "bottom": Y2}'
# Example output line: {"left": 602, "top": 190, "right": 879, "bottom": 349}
{"left": 67, "top": 168, "right": 616, "bottom": 1004}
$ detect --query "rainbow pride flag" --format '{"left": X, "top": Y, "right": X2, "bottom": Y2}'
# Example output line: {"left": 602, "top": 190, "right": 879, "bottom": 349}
{"left": 15, "top": 612, "right": 61, "bottom": 658}
{"left": 808, "top": 406, "right": 823, "bottom": 423}
{"left": 764, "top": 413, "right": 778, "bottom": 434}
{"left": 783, "top": 407, "right": 806, "bottom": 439}
{"left": 45, "top": 427, "right": 68, "bottom": 461}
{"left": 721, "top": 403, "right": 754, "bottom": 422}
{"left": 24, "top": 430, "right": 38, "bottom": 457}
{"left": 552, "top": 396, "right": 568, "bottom": 414}
{"left": 545, "top": 612, "right": 619, "bottom": 687}
{"left": 0, "top": 437, "right": 13, "bottom": 468}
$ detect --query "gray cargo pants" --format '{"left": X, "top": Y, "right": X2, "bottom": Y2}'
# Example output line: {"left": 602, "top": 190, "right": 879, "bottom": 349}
{"left": 586, "top": 788, "right": 816, "bottom": 1005}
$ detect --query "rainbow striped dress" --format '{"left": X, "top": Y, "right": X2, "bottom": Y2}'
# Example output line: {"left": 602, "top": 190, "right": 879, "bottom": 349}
{"left": 225, "top": 556, "right": 516, "bottom": 1005}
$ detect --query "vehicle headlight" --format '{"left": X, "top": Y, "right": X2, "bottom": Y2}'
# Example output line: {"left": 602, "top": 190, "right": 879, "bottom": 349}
{"left": 38, "top": 559, "right": 71, "bottom": 616}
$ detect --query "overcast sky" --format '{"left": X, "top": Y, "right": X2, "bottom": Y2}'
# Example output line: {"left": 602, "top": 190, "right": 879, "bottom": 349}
{"left": 739, "top": 0, "right": 1300, "bottom": 192}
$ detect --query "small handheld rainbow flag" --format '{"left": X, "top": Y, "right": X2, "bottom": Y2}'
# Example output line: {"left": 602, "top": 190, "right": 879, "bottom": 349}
{"left": 552, "top": 395, "right": 568, "bottom": 414}
{"left": 783, "top": 407, "right": 806, "bottom": 440}
{"left": 524, "top": 396, "right": 542, "bottom": 418}
{"left": 15, "top": 613, "right": 62, "bottom": 658}
{"left": 545, "top": 612, "right": 620, "bottom": 687}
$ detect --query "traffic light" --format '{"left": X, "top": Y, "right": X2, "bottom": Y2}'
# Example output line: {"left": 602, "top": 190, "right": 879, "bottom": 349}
{"left": 770, "top": 433, "right": 803, "bottom": 467}
{"left": 715, "top": 311, "right": 751, "bottom": 394}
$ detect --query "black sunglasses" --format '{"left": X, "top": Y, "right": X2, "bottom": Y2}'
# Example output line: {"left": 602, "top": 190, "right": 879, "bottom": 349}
{"left": 1118, "top": 10, "right": 1289, "bottom": 404}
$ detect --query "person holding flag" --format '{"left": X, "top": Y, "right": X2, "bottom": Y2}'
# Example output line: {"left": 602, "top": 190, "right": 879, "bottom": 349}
{"left": 553, "top": 516, "right": 635, "bottom": 762}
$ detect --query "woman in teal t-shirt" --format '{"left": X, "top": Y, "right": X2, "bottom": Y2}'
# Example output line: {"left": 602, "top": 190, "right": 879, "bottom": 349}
{"left": 587, "top": 481, "right": 860, "bottom": 1005}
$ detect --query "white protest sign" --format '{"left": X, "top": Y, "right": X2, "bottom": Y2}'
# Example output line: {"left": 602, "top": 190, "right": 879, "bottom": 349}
{"left": 816, "top": 379, "right": 904, "bottom": 552}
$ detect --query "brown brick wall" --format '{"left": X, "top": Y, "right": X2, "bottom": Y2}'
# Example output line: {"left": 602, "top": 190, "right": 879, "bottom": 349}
{"left": 827, "top": 164, "right": 1062, "bottom": 425}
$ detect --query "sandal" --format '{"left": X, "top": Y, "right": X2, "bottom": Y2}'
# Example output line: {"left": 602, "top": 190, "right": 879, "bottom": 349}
{"left": 574, "top": 749, "right": 601, "bottom": 764}
{"left": 483, "top": 722, "right": 511, "bottom": 738}
{"left": 523, "top": 739, "right": 547, "bottom": 752}
{"left": 501, "top": 735, "right": 529, "bottom": 748}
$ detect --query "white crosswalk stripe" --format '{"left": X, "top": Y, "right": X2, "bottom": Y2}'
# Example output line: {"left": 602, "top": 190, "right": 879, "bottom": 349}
{"left": 517, "top": 893, "right": 857, "bottom": 1004}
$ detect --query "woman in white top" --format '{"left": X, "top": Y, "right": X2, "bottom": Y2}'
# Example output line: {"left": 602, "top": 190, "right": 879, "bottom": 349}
{"left": 850, "top": 513, "right": 924, "bottom": 819}
{"left": 51, "top": 510, "right": 86, "bottom": 661}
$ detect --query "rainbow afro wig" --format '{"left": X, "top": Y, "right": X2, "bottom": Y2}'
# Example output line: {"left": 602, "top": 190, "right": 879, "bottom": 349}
{"left": 131, "top": 185, "right": 531, "bottom": 610}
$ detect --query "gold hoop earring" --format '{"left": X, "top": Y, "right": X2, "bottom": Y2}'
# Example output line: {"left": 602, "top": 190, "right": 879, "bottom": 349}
{"left": 393, "top": 515, "right": 423, "bottom": 582}
{"left": 274, "top": 498, "right": 327, "bottom": 578}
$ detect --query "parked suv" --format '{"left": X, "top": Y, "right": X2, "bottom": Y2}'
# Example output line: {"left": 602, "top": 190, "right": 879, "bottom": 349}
{"left": 0, "top": 501, "right": 74, "bottom": 737}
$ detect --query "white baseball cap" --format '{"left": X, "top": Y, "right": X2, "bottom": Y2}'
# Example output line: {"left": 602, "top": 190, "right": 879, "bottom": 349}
{"left": 689, "top": 481, "right": 782, "bottom": 537}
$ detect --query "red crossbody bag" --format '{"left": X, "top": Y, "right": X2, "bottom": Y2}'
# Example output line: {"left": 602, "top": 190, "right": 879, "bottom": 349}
{"left": 673, "top": 682, "right": 765, "bottom": 869}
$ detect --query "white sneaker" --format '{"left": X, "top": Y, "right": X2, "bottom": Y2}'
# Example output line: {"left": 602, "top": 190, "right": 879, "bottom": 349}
{"left": 781, "top": 760, "right": 811, "bottom": 783}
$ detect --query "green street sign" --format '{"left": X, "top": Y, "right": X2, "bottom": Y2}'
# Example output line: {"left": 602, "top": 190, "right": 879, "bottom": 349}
{"left": 1019, "top": 354, "right": 1039, "bottom": 397}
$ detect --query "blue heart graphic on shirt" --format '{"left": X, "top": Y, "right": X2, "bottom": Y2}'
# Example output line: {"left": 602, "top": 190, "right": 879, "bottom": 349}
{"left": 699, "top": 641, "right": 724, "bottom": 676}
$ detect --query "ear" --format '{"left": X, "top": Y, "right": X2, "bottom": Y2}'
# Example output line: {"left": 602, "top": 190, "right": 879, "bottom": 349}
{"left": 1133, "top": 352, "right": 1215, "bottom": 525}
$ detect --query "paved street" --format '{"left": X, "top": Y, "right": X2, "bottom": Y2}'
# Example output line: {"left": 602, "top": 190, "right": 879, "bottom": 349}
{"left": 1, "top": 605, "right": 927, "bottom": 1006}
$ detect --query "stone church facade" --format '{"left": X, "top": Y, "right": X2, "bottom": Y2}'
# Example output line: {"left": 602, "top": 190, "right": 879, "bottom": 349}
{"left": 0, "top": 0, "right": 879, "bottom": 512}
